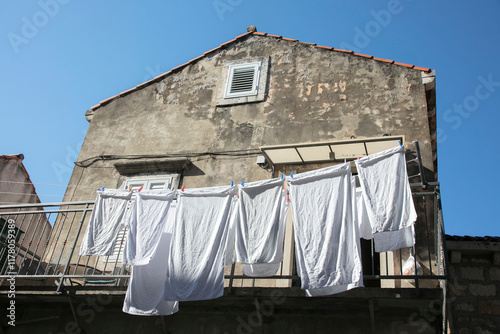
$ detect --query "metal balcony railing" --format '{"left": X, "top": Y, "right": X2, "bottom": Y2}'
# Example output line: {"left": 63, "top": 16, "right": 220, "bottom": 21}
{"left": 0, "top": 182, "right": 448, "bottom": 294}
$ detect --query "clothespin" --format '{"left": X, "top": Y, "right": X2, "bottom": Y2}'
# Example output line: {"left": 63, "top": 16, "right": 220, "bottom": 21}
{"left": 127, "top": 185, "right": 133, "bottom": 192}
{"left": 181, "top": 185, "right": 185, "bottom": 191}
{"left": 231, "top": 181, "right": 234, "bottom": 187}
{"left": 281, "top": 173, "right": 284, "bottom": 179}
{"left": 399, "top": 140, "right": 403, "bottom": 147}
{"left": 241, "top": 180, "right": 245, "bottom": 186}
{"left": 290, "top": 172, "right": 293, "bottom": 178}
{"left": 98, "top": 185, "right": 105, "bottom": 191}
{"left": 137, "top": 185, "right": 143, "bottom": 192}
{"left": 344, "top": 159, "right": 346, "bottom": 163}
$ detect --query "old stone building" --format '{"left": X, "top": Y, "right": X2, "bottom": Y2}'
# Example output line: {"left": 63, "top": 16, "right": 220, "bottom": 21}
{"left": 446, "top": 235, "right": 500, "bottom": 332}
{"left": 0, "top": 154, "right": 52, "bottom": 276}
{"left": 0, "top": 27, "right": 457, "bottom": 333}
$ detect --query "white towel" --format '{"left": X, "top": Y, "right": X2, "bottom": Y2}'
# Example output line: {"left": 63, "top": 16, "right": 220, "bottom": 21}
{"left": 164, "top": 185, "right": 237, "bottom": 301}
{"left": 123, "top": 202, "right": 178, "bottom": 316}
{"left": 287, "top": 163, "right": 363, "bottom": 297}
{"left": 224, "top": 196, "right": 239, "bottom": 266}
{"left": 80, "top": 189, "right": 133, "bottom": 256}
{"left": 351, "top": 177, "right": 373, "bottom": 240}
{"left": 242, "top": 263, "right": 282, "bottom": 277}
{"left": 232, "top": 178, "right": 288, "bottom": 277}
{"left": 122, "top": 189, "right": 175, "bottom": 266}
{"left": 355, "top": 146, "right": 417, "bottom": 252}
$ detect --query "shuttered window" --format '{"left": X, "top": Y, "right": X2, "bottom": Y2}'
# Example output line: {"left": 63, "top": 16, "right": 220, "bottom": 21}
{"left": 224, "top": 62, "right": 261, "bottom": 98}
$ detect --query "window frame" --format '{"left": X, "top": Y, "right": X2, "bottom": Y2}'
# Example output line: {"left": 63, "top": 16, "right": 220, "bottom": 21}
{"left": 216, "top": 56, "right": 269, "bottom": 107}
{"left": 124, "top": 176, "right": 178, "bottom": 191}
{"left": 224, "top": 62, "right": 261, "bottom": 99}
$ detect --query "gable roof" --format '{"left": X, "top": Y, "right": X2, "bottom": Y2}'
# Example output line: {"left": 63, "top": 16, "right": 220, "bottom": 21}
{"left": 89, "top": 30, "right": 432, "bottom": 112}
{"left": 0, "top": 154, "right": 42, "bottom": 204}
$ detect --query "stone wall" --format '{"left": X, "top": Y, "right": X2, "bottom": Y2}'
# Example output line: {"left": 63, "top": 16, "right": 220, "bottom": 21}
{"left": 447, "top": 236, "right": 500, "bottom": 333}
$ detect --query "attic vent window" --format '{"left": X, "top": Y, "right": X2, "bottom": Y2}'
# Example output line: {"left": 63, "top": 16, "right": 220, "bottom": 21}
{"left": 216, "top": 56, "right": 269, "bottom": 106}
{"left": 225, "top": 62, "right": 261, "bottom": 98}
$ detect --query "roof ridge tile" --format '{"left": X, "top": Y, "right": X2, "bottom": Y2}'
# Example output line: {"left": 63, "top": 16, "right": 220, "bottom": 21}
{"left": 315, "top": 45, "right": 334, "bottom": 50}
{"left": 353, "top": 53, "right": 374, "bottom": 59}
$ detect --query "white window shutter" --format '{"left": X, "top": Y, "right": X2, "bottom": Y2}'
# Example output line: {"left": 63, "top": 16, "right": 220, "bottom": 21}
{"left": 225, "top": 62, "right": 261, "bottom": 98}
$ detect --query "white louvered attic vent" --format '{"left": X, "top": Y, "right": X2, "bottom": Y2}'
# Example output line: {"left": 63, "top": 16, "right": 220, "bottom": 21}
{"left": 224, "top": 62, "right": 261, "bottom": 98}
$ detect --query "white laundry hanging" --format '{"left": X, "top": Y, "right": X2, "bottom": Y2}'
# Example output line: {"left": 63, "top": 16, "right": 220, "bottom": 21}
{"left": 287, "top": 163, "right": 363, "bottom": 297}
{"left": 80, "top": 189, "right": 133, "bottom": 256}
{"left": 164, "top": 185, "right": 237, "bottom": 301}
{"left": 231, "top": 178, "right": 289, "bottom": 277}
{"left": 123, "top": 201, "right": 179, "bottom": 316}
{"left": 355, "top": 145, "right": 417, "bottom": 252}
{"left": 351, "top": 176, "right": 373, "bottom": 240}
{"left": 122, "top": 189, "right": 175, "bottom": 266}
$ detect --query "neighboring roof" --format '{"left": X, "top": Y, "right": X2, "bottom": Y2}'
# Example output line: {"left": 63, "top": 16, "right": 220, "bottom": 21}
{"left": 0, "top": 154, "right": 24, "bottom": 161}
{"left": 89, "top": 30, "right": 432, "bottom": 112}
{"left": 446, "top": 235, "right": 500, "bottom": 243}
{"left": 0, "top": 154, "right": 41, "bottom": 204}
{"left": 446, "top": 235, "right": 500, "bottom": 254}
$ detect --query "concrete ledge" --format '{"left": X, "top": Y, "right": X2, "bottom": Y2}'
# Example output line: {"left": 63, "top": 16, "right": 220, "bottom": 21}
{"left": 114, "top": 158, "right": 190, "bottom": 175}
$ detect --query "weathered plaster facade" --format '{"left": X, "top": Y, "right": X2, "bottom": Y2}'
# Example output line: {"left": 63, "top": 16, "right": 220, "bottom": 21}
{"left": 69, "top": 32, "right": 435, "bottom": 202}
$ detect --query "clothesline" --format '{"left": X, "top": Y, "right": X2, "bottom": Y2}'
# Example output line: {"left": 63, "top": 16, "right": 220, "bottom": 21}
{"left": 0, "top": 180, "right": 99, "bottom": 189}
{"left": 79, "top": 145, "right": 417, "bottom": 317}
{"left": 0, "top": 191, "right": 63, "bottom": 198}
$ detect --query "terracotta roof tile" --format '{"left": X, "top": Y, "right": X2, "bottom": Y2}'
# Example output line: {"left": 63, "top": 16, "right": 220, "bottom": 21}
{"left": 90, "top": 30, "right": 432, "bottom": 111}
{"left": 353, "top": 53, "right": 374, "bottom": 59}
{"left": 100, "top": 94, "right": 119, "bottom": 105}
{"left": 334, "top": 48, "right": 354, "bottom": 54}
{"left": 203, "top": 46, "right": 221, "bottom": 55}
{"left": 373, "top": 57, "right": 394, "bottom": 64}
{"left": 219, "top": 39, "right": 237, "bottom": 48}
{"left": 135, "top": 82, "right": 149, "bottom": 90}
{"left": 234, "top": 31, "right": 253, "bottom": 39}
{"left": 154, "top": 71, "right": 170, "bottom": 80}
{"left": 190, "top": 55, "right": 205, "bottom": 63}
{"left": 394, "top": 62, "right": 415, "bottom": 69}
{"left": 171, "top": 62, "right": 189, "bottom": 72}
{"left": 414, "top": 66, "right": 432, "bottom": 73}
{"left": 315, "top": 45, "right": 334, "bottom": 50}
{"left": 119, "top": 87, "right": 136, "bottom": 97}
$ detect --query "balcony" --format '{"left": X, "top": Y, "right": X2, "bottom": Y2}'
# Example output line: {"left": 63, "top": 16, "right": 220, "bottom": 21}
{"left": 0, "top": 170, "right": 449, "bottom": 333}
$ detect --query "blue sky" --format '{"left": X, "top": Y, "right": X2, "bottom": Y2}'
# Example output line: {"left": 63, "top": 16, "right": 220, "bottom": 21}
{"left": 1, "top": 0, "right": 499, "bottom": 237}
